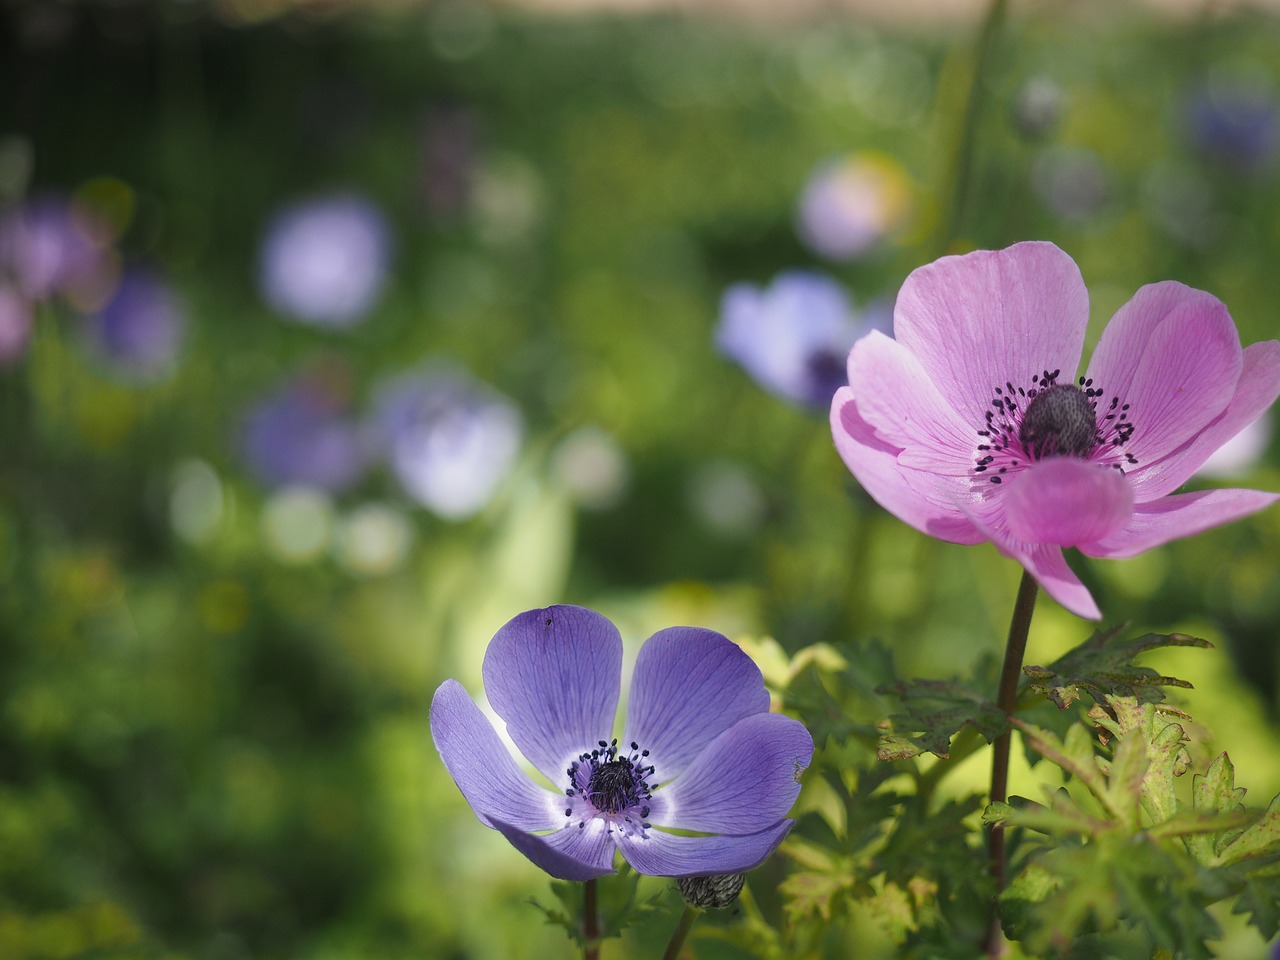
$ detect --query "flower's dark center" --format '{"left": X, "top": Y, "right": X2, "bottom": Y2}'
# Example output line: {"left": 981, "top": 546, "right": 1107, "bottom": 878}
{"left": 564, "top": 738, "right": 653, "bottom": 834}
{"left": 1018, "top": 383, "right": 1098, "bottom": 458}
{"left": 974, "top": 369, "right": 1138, "bottom": 485}
{"left": 804, "top": 349, "right": 848, "bottom": 406}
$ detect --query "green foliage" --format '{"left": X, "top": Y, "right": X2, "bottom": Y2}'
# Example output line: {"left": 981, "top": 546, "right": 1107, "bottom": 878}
{"left": 530, "top": 868, "right": 665, "bottom": 950}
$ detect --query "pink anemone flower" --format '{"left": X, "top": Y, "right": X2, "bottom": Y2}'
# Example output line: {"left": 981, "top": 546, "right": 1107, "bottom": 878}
{"left": 830, "top": 241, "right": 1280, "bottom": 619}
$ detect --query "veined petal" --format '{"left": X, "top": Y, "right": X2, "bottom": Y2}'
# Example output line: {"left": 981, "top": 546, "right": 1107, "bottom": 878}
{"left": 831, "top": 387, "right": 985, "bottom": 545}
{"left": 490, "top": 817, "right": 616, "bottom": 881}
{"left": 846, "top": 331, "right": 978, "bottom": 473}
{"left": 963, "top": 499, "right": 1102, "bottom": 619}
{"left": 430, "top": 680, "right": 563, "bottom": 831}
{"left": 615, "top": 820, "right": 794, "bottom": 878}
{"left": 1003, "top": 459, "right": 1134, "bottom": 546}
{"left": 1085, "top": 282, "right": 1242, "bottom": 466}
{"left": 1080, "top": 488, "right": 1280, "bottom": 559}
{"left": 647, "top": 713, "right": 812, "bottom": 834}
{"left": 483, "top": 605, "right": 622, "bottom": 785}
{"left": 623, "top": 627, "right": 770, "bottom": 785}
{"left": 1126, "top": 340, "right": 1280, "bottom": 501}
{"left": 892, "top": 242, "right": 1089, "bottom": 425}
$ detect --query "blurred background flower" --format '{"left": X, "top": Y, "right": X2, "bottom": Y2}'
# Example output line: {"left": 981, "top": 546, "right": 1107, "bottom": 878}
{"left": 373, "top": 365, "right": 523, "bottom": 520}
{"left": 794, "top": 152, "right": 913, "bottom": 261}
{"left": 80, "top": 267, "right": 185, "bottom": 381}
{"left": 1183, "top": 66, "right": 1279, "bottom": 173}
{"left": 716, "top": 271, "right": 888, "bottom": 410}
{"left": 240, "top": 364, "right": 369, "bottom": 492}
{"left": 258, "top": 193, "right": 392, "bottom": 328}
{"left": 0, "top": 193, "right": 116, "bottom": 308}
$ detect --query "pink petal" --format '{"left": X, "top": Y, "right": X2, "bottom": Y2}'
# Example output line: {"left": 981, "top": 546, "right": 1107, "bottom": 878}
{"left": 892, "top": 242, "right": 1089, "bottom": 426}
{"left": 1080, "top": 488, "right": 1280, "bottom": 559}
{"left": 1085, "top": 282, "right": 1242, "bottom": 467}
{"left": 847, "top": 331, "right": 983, "bottom": 474}
{"left": 831, "top": 387, "right": 984, "bottom": 545}
{"left": 961, "top": 498, "right": 1102, "bottom": 619}
{"left": 430, "top": 680, "right": 563, "bottom": 831}
{"left": 1003, "top": 459, "right": 1134, "bottom": 546}
{"left": 1126, "top": 340, "right": 1280, "bottom": 501}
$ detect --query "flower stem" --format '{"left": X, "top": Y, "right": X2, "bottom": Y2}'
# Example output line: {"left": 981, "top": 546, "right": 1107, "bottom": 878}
{"left": 984, "top": 568, "right": 1039, "bottom": 958}
{"left": 584, "top": 878, "right": 599, "bottom": 960}
{"left": 660, "top": 905, "right": 700, "bottom": 960}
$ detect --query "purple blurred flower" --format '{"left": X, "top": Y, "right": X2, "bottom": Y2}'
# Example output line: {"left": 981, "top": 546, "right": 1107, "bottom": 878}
{"left": 241, "top": 368, "right": 367, "bottom": 492}
{"left": 831, "top": 241, "right": 1280, "bottom": 620}
{"left": 373, "top": 366, "right": 522, "bottom": 520}
{"left": 1184, "top": 74, "right": 1279, "bottom": 172}
{"left": 431, "top": 605, "right": 813, "bottom": 880}
{"left": 259, "top": 194, "right": 391, "bottom": 328}
{"left": 717, "top": 271, "right": 888, "bottom": 410}
{"left": 81, "top": 267, "right": 184, "bottom": 380}
{"left": 795, "top": 153, "right": 912, "bottom": 262}
{"left": 0, "top": 283, "right": 32, "bottom": 364}
{"left": 0, "top": 194, "right": 113, "bottom": 303}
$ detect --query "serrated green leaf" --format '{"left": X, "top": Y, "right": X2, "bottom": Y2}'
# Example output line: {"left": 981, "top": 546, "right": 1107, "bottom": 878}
{"left": 778, "top": 862, "right": 856, "bottom": 923}
{"left": 985, "top": 792, "right": 1108, "bottom": 836}
{"left": 1184, "top": 753, "right": 1248, "bottom": 864}
{"left": 1217, "top": 792, "right": 1280, "bottom": 867}
{"left": 1023, "top": 627, "right": 1209, "bottom": 709}
{"left": 875, "top": 677, "right": 1006, "bottom": 760}
{"left": 1015, "top": 719, "right": 1110, "bottom": 805}
{"left": 1232, "top": 874, "right": 1280, "bottom": 940}
{"left": 1103, "top": 728, "right": 1149, "bottom": 831}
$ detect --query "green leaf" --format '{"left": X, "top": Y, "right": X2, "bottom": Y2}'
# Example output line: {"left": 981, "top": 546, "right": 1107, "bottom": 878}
{"left": 1023, "top": 627, "right": 1210, "bottom": 709}
{"left": 1216, "top": 792, "right": 1280, "bottom": 867}
{"left": 528, "top": 867, "right": 663, "bottom": 947}
{"left": 875, "top": 677, "right": 1006, "bottom": 760}
{"left": 1183, "top": 753, "right": 1249, "bottom": 865}
{"left": 1232, "top": 874, "right": 1280, "bottom": 940}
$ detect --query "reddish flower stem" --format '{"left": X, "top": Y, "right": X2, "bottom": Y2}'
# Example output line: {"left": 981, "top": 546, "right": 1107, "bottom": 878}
{"left": 584, "top": 877, "right": 599, "bottom": 960}
{"left": 983, "top": 568, "right": 1039, "bottom": 958}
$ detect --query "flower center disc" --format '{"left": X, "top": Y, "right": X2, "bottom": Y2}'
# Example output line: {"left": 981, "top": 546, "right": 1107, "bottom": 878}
{"left": 1017, "top": 383, "right": 1097, "bottom": 459}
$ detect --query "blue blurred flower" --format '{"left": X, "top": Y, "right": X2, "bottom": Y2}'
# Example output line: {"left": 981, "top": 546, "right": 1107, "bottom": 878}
{"left": 373, "top": 365, "right": 522, "bottom": 520}
{"left": 795, "top": 153, "right": 912, "bottom": 262}
{"left": 717, "top": 271, "right": 886, "bottom": 410}
{"left": 258, "top": 194, "right": 391, "bottom": 328}
{"left": 81, "top": 267, "right": 185, "bottom": 380}
{"left": 1184, "top": 72, "right": 1279, "bottom": 172}
{"left": 0, "top": 193, "right": 114, "bottom": 304}
{"left": 241, "top": 367, "right": 368, "bottom": 492}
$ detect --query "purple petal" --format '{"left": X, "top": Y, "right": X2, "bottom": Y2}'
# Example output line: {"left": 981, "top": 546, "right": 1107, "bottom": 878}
{"left": 1085, "top": 282, "right": 1242, "bottom": 468}
{"left": 1080, "top": 488, "right": 1280, "bottom": 559}
{"left": 429, "top": 680, "right": 562, "bottom": 831}
{"left": 831, "top": 387, "right": 985, "bottom": 544}
{"left": 647, "top": 713, "right": 812, "bottom": 833}
{"left": 1002, "top": 459, "right": 1133, "bottom": 546}
{"left": 490, "top": 817, "right": 617, "bottom": 881}
{"left": 483, "top": 606, "right": 622, "bottom": 785}
{"left": 847, "top": 331, "right": 981, "bottom": 474}
{"left": 892, "top": 242, "right": 1089, "bottom": 426}
{"left": 615, "top": 821, "right": 794, "bottom": 878}
{"left": 623, "top": 627, "right": 770, "bottom": 785}
{"left": 1127, "top": 340, "right": 1280, "bottom": 501}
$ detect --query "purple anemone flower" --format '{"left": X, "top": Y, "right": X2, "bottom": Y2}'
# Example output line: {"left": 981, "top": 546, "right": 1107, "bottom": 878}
{"left": 431, "top": 605, "right": 813, "bottom": 880}
{"left": 81, "top": 267, "right": 185, "bottom": 380}
{"left": 830, "top": 241, "right": 1280, "bottom": 620}
{"left": 241, "top": 368, "right": 367, "bottom": 493}
{"left": 795, "top": 153, "right": 912, "bottom": 262}
{"left": 717, "top": 271, "right": 887, "bottom": 409}
{"left": 373, "top": 366, "right": 522, "bottom": 520}
{"left": 258, "top": 194, "right": 391, "bottom": 328}
{"left": 0, "top": 194, "right": 112, "bottom": 303}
